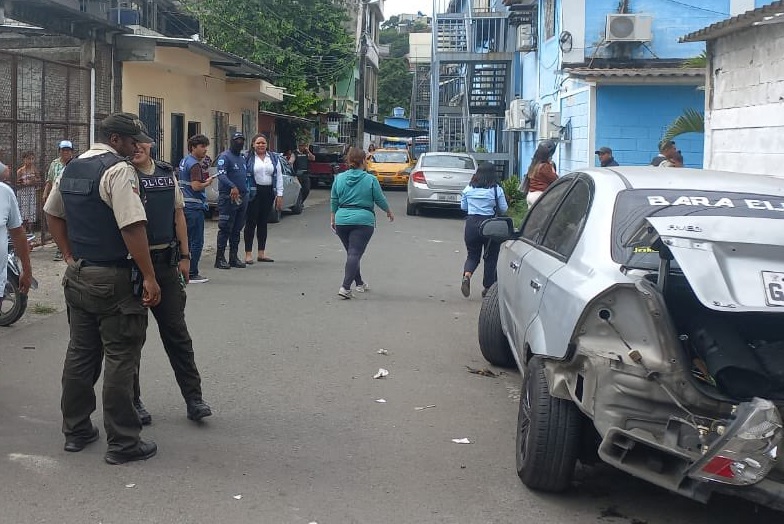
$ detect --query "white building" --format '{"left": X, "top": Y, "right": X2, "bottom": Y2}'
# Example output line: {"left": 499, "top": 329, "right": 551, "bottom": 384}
{"left": 682, "top": 2, "right": 784, "bottom": 175}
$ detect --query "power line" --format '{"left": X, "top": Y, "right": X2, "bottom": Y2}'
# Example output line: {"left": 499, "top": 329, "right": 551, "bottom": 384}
{"left": 658, "top": 0, "right": 729, "bottom": 16}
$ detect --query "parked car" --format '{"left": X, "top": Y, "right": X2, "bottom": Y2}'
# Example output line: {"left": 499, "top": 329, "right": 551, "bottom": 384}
{"left": 405, "top": 152, "right": 477, "bottom": 216}
{"left": 365, "top": 148, "right": 415, "bottom": 188}
{"left": 308, "top": 142, "right": 348, "bottom": 187}
{"left": 478, "top": 166, "right": 784, "bottom": 511}
{"left": 206, "top": 155, "right": 303, "bottom": 223}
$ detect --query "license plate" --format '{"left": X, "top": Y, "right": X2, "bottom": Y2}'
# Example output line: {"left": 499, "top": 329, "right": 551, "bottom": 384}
{"left": 437, "top": 193, "right": 459, "bottom": 202}
{"left": 762, "top": 271, "right": 784, "bottom": 306}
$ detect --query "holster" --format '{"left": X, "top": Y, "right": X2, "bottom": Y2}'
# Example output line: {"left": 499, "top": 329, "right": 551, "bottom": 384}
{"left": 169, "top": 240, "right": 180, "bottom": 267}
{"left": 130, "top": 263, "right": 143, "bottom": 298}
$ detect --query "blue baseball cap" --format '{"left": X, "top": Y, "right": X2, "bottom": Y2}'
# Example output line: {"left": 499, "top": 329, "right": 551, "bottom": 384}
{"left": 58, "top": 140, "right": 74, "bottom": 150}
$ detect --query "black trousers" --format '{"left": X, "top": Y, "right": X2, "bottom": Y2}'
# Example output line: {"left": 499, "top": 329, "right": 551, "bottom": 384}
{"left": 134, "top": 262, "right": 203, "bottom": 404}
{"left": 336, "top": 225, "right": 374, "bottom": 289}
{"left": 61, "top": 262, "right": 148, "bottom": 453}
{"left": 463, "top": 214, "right": 501, "bottom": 290}
{"left": 244, "top": 184, "right": 275, "bottom": 252}
{"left": 296, "top": 170, "right": 311, "bottom": 203}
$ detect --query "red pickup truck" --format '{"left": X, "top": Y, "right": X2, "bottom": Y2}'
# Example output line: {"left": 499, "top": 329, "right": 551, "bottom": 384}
{"left": 308, "top": 143, "right": 348, "bottom": 187}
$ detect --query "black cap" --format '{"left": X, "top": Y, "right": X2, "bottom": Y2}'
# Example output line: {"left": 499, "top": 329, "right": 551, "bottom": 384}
{"left": 232, "top": 132, "right": 245, "bottom": 141}
{"left": 659, "top": 139, "right": 675, "bottom": 152}
{"left": 99, "top": 113, "right": 153, "bottom": 143}
{"left": 595, "top": 146, "right": 612, "bottom": 155}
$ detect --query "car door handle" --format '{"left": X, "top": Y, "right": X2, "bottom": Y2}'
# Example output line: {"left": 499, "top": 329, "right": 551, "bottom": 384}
{"left": 530, "top": 279, "right": 542, "bottom": 291}
{"left": 510, "top": 260, "right": 520, "bottom": 271}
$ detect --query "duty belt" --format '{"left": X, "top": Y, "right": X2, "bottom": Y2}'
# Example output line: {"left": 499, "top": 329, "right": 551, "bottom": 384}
{"left": 79, "top": 258, "right": 131, "bottom": 268}
{"left": 150, "top": 247, "right": 173, "bottom": 264}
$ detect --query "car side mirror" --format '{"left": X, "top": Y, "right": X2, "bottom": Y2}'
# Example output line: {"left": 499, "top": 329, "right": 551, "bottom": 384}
{"left": 401, "top": 166, "right": 413, "bottom": 175}
{"left": 480, "top": 217, "right": 515, "bottom": 242}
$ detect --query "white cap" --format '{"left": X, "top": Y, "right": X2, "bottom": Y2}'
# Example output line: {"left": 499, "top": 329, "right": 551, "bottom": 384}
{"left": 58, "top": 140, "right": 74, "bottom": 150}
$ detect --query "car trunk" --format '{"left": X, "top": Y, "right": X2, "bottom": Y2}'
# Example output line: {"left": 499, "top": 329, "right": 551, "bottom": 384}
{"left": 631, "top": 216, "right": 784, "bottom": 401}
{"left": 422, "top": 168, "right": 474, "bottom": 190}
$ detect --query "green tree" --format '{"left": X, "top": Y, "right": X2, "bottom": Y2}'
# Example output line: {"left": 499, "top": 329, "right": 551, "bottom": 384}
{"left": 183, "top": 0, "right": 355, "bottom": 116}
{"left": 378, "top": 58, "right": 411, "bottom": 118}
{"left": 380, "top": 28, "right": 409, "bottom": 58}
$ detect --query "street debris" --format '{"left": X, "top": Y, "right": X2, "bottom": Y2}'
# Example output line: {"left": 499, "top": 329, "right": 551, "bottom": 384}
{"left": 465, "top": 366, "right": 501, "bottom": 377}
{"left": 415, "top": 405, "right": 436, "bottom": 411}
{"left": 373, "top": 368, "right": 389, "bottom": 379}
{"left": 451, "top": 438, "right": 471, "bottom": 444}
{"left": 377, "top": 348, "right": 388, "bottom": 355}
{"left": 125, "top": 483, "right": 136, "bottom": 489}
{"left": 233, "top": 495, "right": 242, "bottom": 500}
{"left": 375, "top": 399, "right": 387, "bottom": 403}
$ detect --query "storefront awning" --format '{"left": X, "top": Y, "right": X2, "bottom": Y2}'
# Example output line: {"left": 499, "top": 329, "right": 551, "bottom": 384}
{"left": 359, "top": 117, "right": 428, "bottom": 137}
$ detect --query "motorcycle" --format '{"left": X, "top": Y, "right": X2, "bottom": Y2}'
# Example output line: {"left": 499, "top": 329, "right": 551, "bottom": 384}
{"left": 1, "top": 234, "right": 37, "bottom": 326}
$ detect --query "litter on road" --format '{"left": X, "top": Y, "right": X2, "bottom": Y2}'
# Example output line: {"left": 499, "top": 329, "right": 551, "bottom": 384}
{"left": 452, "top": 438, "right": 471, "bottom": 444}
{"left": 377, "top": 348, "right": 388, "bottom": 355}
{"left": 233, "top": 495, "right": 242, "bottom": 500}
{"left": 375, "top": 399, "right": 387, "bottom": 403}
{"left": 373, "top": 368, "right": 389, "bottom": 379}
{"left": 465, "top": 366, "right": 501, "bottom": 378}
{"left": 415, "top": 404, "right": 436, "bottom": 411}
{"left": 125, "top": 483, "right": 136, "bottom": 488}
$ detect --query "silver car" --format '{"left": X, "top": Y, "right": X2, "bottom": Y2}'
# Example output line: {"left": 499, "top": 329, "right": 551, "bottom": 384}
{"left": 478, "top": 166, "right": 784, "bottom": 511}
{"left": 206, "top": 155, "right": 303, "bottom": 223}
{"left": 405, "top": 152, "right": 477, "bottom": 215}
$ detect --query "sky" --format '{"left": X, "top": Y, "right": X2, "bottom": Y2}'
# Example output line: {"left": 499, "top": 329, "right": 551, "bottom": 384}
{"left": 384, "top": 0, "right": 433, "bottom": 17}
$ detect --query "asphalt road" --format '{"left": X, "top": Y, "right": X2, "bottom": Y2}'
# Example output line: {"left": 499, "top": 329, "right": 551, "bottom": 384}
{"left": 1, "top": 188, "right": 781, "bottom": 523}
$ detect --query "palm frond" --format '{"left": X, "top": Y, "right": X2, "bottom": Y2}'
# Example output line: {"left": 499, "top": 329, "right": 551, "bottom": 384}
{"left": 682, "top": 51, "right": 707, "bottom": 69}
{"left": 663, "top": 108, "right": 704, "bottom": 142}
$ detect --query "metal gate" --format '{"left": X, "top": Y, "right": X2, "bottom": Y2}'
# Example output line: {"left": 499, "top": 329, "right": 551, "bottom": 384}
{"left": 0, "top": 49, "right": 91, "bottom": 243}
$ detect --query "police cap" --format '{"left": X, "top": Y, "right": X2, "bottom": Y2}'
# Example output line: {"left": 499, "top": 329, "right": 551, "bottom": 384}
{"left": 100, "top": 113, "right": 154, "bottom": 143}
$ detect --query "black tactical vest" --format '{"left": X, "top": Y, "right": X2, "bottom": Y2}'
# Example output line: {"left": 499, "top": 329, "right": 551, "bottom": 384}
{"left": 59, "top": 152, "right": 129, "bottom": 262}
{"left": 139, "top": 161, "right": 176, "bottom": 246}
{"left": 293, "top": 152, "right": 309, "bottom": 172}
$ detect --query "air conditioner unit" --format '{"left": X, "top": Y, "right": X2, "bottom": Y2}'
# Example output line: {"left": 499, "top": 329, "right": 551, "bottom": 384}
{"left": 539, "top": 111, "right": 561, "bottom": 140}
{"left": 516, "top": 24, "right": 536, "bottom": 52}
{"left": 508, "top": 99, "right": 535, "bottom": 131}
{"left": 605, "top": 14, "right": 653, "bottom": 43}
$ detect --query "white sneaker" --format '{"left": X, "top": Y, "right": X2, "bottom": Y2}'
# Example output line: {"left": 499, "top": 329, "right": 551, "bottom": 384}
{"left": 338, "top": 287, "right": 353, "bottom": 299}
{"left": 190, "top": 274, "right": 209, "bottom": 284}
{"left": 355, "top": 283, "right": 369, "bottom": 293}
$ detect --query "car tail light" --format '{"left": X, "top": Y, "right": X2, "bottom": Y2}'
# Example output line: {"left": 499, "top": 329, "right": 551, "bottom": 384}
{"left": 411, "top": 170, "right": 426, "bottom": 184}
{"left": 688, "top": 397, "right": 782, "bottom": 485}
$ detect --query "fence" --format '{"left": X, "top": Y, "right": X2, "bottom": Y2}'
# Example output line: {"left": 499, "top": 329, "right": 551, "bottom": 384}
{"left": 0, "top": 50, "right": 91, "bottom": 244}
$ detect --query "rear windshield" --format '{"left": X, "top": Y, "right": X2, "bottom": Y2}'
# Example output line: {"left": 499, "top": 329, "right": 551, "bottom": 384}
{"left": 421, "top": 155, "right": 476, "bottom": 170}
{"left": 613, "top": 189, "right": 784, "bottom": 269}
{"left": 371, "top": 152, "right": 409, "bottom": 163}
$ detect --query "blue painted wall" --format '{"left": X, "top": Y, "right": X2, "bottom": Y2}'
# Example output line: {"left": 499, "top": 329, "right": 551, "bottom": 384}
{"left": 584, "top": 0, "right": 729, "bottom": 59}
{"left": 559, "top": 88, "right": 590, "bottom": 173}
{"left": 756, "top": 0, "right": 778, "bottom": 7}
{"left": 595, "top": 85, "right": 704, "bottom": 168}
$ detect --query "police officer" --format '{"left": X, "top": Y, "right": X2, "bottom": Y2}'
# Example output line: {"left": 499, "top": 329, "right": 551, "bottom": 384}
{"left": 43, "top": 113, "right": 161, "bottom": 465}
{"left": 288, "top": 141, "right": 315, "bottom": 204}
{"left": 130, "top": 140, "right": 212, "bottom": 424}
{"left": 215, "top": 132, "right": 249, "bottom": 269}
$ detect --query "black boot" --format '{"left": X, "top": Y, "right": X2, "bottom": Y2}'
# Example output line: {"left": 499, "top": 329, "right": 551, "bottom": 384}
{"left": 229, "top": 250, "right": 246, "bottom": 268}
{"left": 186, "top": 398, "right": 213, "bottom": 422}
{"left": 214, "top": 252, "right": 230, "bottom": 270}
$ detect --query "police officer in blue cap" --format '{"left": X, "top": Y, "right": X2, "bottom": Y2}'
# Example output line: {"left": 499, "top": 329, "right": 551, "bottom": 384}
{"left": 214, "top": 132, "right": 249, "bottom": 269}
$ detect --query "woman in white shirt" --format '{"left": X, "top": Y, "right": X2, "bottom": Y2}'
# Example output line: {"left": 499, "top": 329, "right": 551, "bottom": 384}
{"left": 244, "top": 134, "right": 284, "bottom": 264}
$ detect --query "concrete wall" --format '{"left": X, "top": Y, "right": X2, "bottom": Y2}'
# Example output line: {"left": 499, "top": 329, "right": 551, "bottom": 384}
{"left": 559, "top": 86, "right": 591, "bottom": 173}
{"left": 121, "top": 47, "right": 259, "bottom": 162}
{"left": 595, "top": 85, "right": 704, "bottom": 167}
{"left": 704, "top": 21, "right": 784, "bottom": 175}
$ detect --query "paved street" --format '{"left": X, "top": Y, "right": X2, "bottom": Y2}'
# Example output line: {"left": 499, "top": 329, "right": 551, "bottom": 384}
{"left": 1, "top": 189, "right": 781, "bottom": 523}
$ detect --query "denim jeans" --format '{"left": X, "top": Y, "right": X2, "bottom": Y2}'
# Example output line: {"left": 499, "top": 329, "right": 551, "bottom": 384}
{"left": 184, "top": 206, "right": 205, "bottom": 276}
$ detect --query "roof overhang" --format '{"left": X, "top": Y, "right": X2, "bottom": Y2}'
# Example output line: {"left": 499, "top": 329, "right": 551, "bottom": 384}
{"left": 681, "top": 0, "right": 784, "bottom": 42}
{"left": 2, "top": 0, "right": 130, "bottom": 40}
{"left": 367, "top": 1, "right": 385, "bottom": 22}
{"left": 565, "top": 67, "right": 705, "bottom": 85}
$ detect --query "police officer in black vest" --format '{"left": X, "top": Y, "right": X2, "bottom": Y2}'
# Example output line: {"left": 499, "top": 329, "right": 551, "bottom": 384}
{"left": 131, "top": 140, "right": 212, "bottom": 424}
{"left": 288, "top": 142, "right": 315, "bottom": 204}
{"left": 44, "top": 113, "right": 161, "bottom": 465}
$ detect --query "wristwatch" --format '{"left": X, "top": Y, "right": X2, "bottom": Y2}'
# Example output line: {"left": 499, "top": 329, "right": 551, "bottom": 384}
{"left": 180, "top": 253, "right": 192, "bottom": 261}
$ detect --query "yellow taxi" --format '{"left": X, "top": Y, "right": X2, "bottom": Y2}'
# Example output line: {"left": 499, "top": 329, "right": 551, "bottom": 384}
{"left": 366, "top": 148, "right": 415, "bottom": 187}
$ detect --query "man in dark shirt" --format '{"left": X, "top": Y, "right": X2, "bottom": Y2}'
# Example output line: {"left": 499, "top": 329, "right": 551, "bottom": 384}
{"left": 595, "top": 146, "right": 619, "bottom": 167}
{"left": 288, "top": 142, "right": 315, "bottom": 204}
{"left": 214, "top": 132, "right": 249, "bottom": 270}
{"left": 651, "top": 140, "right": 676, "bottom": 166}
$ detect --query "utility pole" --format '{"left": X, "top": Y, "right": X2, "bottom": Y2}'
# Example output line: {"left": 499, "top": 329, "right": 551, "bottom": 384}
{"left": 356, "top": 0, "right": 368, "bottom": 149}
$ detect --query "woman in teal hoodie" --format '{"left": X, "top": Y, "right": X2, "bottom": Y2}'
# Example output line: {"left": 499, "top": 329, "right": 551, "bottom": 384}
{"left": 330, "top": 147, "right": 395, "bottom": 299}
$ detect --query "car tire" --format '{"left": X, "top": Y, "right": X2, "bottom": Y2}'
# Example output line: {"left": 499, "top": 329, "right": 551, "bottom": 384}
{"left": 405, "top": 199, "right": 418, "bottom": 216}
{"left": 268, "top": 207, "right": 282, "bottom": 224}
{"left": 291, "top": 192, "right": 304, "bottom": 215}
{"left": 516, "top": 356, "right": 582, "bottom": 492}
{"left": 478, "top": 283, "right": 515, "bottom": 368}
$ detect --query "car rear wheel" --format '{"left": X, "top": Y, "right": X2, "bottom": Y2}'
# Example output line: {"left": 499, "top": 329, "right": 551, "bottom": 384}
{"left": 478, "top": 283, "right": 515, "bottom": 368}
{"left": 516, "top": 356, "right": 582, "bottom": 492}
{"left": 406, "top": 199, "right": 418, "bottom": 216}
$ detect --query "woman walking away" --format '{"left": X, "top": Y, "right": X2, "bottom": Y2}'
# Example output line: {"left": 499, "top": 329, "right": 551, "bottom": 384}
{"left": 525, "top": 140, "right": 557, "bottom": 206}
{"left": 244, "top": 133, "right": 283, "bottom": 264}
{"left": 460, "top": 162, "right": 508, "bottom": 299}
{"left": 331, "top": 147, "right": 394, "bottom": 299}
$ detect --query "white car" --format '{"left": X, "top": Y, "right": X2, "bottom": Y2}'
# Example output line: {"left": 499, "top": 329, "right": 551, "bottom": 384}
{"left": 405, "top": 152, "right": 477, "bottom": 215}
{"left": 478, "top": 166, "right": 784, "bottom": 511}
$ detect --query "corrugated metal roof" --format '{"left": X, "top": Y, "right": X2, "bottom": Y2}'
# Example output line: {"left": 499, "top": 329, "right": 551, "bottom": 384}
{"left": 565, "top": 67, "right": 704, "bottom": 80}
{"left": 681, "top": 1, "right": 784, "bottom": 42}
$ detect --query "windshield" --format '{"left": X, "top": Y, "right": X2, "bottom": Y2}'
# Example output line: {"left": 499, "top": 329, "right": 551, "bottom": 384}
{"left": 371, "top": 152, "right": 409, "bottom": 163}
{"left": 421, "top": 155, "right": 476, "bottom": 170}
{"left": 613, "top": 189, "right": 784, "bottom": 269}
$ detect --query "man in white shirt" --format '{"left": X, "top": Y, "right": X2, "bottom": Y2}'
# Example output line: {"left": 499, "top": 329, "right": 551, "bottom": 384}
{"left": 1, "top": 172, "right": 33, "bottom": 313}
